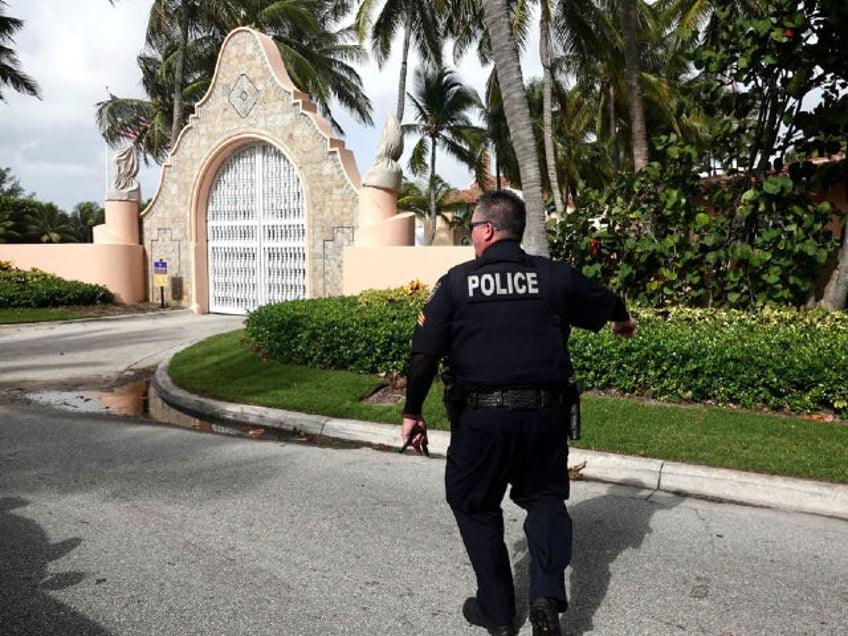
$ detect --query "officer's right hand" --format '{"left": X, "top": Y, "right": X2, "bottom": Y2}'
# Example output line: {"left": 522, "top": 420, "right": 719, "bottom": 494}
{"left": 401, "top": 416, "right": 428, "bottom": 455}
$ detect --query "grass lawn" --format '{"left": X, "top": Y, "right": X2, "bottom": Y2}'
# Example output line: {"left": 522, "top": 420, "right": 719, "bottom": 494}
{"left": 169, "top": 330, "right": 848, "bottom": 485}
{"left": 0, "top": 303, "right": 167, "bottom": 324}
{"left": 0, "top": 307, "right": 102, "bottom": 323}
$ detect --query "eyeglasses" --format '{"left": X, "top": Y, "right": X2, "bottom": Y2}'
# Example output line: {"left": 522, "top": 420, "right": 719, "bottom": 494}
{"left": 468, "top": 220, "right": 501, "bottom": 232}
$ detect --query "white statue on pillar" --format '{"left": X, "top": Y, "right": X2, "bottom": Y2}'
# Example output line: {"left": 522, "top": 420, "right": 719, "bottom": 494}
{"left": 108, "top": 144, "right": 141, "bottom": 202}
{"left": 95, "top": 144, "right": 142, "bottom": 246}
{"left": 355, "top": 113, "right": 415, "bottom": 246}
{"left": 362, "top": 112, "right": 403, "bottom": 191}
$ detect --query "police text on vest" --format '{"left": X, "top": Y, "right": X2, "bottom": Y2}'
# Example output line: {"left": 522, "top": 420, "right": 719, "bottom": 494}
{"left": 467, "top": 271, "right": 540, "bottom": 298}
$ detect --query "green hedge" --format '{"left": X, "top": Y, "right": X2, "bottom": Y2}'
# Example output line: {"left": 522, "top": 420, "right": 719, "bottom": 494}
{"left": 570, "top": 306, "right": 848, "bottom": 418}
{"left": 244, "top": 285, "right": 427, "bottom": 376}
{"left": 245, "top": 288, "right": 848, "bottom": 419}
{"left": 0, "top": 261, "right": 113, "bottom": 308}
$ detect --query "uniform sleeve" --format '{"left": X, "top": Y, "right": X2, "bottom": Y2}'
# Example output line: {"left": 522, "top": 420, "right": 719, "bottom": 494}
{"left": 563, "top": 265, "right": 630, "bottom": 332}
{"left": 410, "top": 275, "right": 452, "bottom": 356}
{"left": 402, "top": 352, "right": 439, "bottom": 417}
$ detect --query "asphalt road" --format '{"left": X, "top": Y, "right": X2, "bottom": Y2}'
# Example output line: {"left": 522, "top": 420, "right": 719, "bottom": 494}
{"left": 1, "top": 312, "right": 847, "bottom": 635}
{"left": 0, "top": 311, "right": 245, "bottom": 390}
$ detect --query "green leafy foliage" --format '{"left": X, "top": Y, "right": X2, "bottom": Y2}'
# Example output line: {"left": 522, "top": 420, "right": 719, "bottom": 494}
{"left": 0, "top": 261, "right": 113, "bottom": 308}
{"left": 691, "top": 0, "right": 847, "bottom": 170}
{"left": 0, "top": 195, "right": 79, "bottom": 243}
{"left": 549, "top": 136, "right": 843, "bottom": 309}
{"left": 570, "top": 306, "right": 848, "bottom": 419}
{"left": 244, "top": 284, "right": 848, "bottom": 419}
{"left": 245, "top": 283, "right": 430, "bottom": 376}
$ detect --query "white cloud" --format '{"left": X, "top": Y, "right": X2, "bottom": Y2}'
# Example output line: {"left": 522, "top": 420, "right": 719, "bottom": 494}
{"left": 1, "top": 0, "right": 540, "bottom": 211}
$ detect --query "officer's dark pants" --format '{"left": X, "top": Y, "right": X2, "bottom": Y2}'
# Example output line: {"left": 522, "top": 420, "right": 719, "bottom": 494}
{"left": 445, "top": 405, "right": 572, "bottom": 626}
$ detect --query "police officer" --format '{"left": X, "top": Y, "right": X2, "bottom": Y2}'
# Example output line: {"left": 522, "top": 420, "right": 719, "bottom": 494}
{"left": 401, "top": 190, "right": 637, "bottom": 636}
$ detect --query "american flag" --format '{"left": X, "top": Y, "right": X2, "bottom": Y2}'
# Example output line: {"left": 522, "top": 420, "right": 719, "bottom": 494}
{"left": 100, "top": 87, "right": 150, "bottom": 142}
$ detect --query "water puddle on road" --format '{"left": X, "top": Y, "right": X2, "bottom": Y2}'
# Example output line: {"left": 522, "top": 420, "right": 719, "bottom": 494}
{"left": 27, "top": 379, "right": 150, "bottom": 416}
{"left": 26, "top": 379, "right": 371, "bottom": 450}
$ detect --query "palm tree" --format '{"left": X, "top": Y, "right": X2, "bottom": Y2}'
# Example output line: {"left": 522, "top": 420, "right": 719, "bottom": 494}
{"left": 479, "top": 0, "right": 549, "bottom": 256}
{"left": 148, "top": 0, "right": 190, "bottom": 145}
{"left": 0, "top": 166, "right": 30, "bottom": 197}
{"left": 397, "top": 176, "right": 467, "bottom": 243}
{"left": 479, "top": 77, "right": 518, "bottom": 190}
{"left": 558, "top": 0, "right": 683, "bottom": 171}
{"left": 355, "top": 0, "right": 443, "bottom": 122}
{"left": 215, "top": 0, "right": 374, "bottom": 134}
{"left": 25, "top": 204, "right": 75, "bottom": 243}
{"left": 96, "top": 34, "right": 209, "bottom": 164}
{"left": 0, "top": 1, "right": 41, "bottom": 101}
{"left": 0, "top": 207, "right": 20, "bottom": 242}
{"left": 537, "top": 0, "right": 567, "bottom": 213}
{"left": 621, "top": 0, "right": 649, "bottom": 170}
{"left": 525, "top": 79, "right": 612, "bottom": 209}
{"left": 69, "top": 202, "right": 106, "bottom": 243}
{"left": 104, "top": 0, "right": 373, "bottom": 162}
{"left": 403, "top": 64, "right": 485, "bottom": 245}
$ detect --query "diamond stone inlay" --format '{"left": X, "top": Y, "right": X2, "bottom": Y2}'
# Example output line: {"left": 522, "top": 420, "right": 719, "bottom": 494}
{"left": 228, "top": 74, "right": 259, "bottom": 118}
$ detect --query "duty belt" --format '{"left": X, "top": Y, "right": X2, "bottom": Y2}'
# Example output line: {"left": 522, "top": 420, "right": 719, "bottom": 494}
{"left": 466, "top": 388, "right": 560, "bottom": 410}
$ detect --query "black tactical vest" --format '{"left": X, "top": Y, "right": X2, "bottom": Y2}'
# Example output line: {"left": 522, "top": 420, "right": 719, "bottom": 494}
{"left": 444, "top": 244, "right": 568, "bottom": 388}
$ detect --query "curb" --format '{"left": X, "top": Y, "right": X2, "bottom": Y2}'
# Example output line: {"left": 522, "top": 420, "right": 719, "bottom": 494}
{"left": 151, "top": 355, "right": 848, "bottom": 522}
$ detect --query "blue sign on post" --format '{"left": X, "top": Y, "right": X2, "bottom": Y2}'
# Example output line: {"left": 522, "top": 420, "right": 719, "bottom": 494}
{"left": 153, "top": 260, "right": 168, "bottom": 287}
{"left": 153, "top": 260, "right": 168, "bottom": 308}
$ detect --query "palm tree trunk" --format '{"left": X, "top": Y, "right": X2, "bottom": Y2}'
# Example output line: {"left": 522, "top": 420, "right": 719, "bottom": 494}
{"left": 170, "top": 0, "right": 190, "bottom": 149}
{"left": 396, "top": 25, "right": 411, "bottom": 122}
{"left": 607, "top": 82, "right": 620, "bottom": 170}
{"left": 622, "top": 0, "right": 649, "bottom": 171}
{"left": 480, "top": 0, "right": 549, "bottom": 257}
{"left": 427, "top": 138, "right": 437, "bottom": 245}
{"left": 540, "top": 8, "right": 565, "bottom": 214}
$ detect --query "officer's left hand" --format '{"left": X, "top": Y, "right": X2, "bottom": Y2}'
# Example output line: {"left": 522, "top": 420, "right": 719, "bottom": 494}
{"left": 401, "top": 416, "right": 428, "bottom": 455}
{"left": 612, "top": 316, "right": 637, "bottom": 339}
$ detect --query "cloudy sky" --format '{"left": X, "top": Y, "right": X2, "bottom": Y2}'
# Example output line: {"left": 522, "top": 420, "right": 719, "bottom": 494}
{"left": 2, "top": 0, "right": 541, "bottom": 212}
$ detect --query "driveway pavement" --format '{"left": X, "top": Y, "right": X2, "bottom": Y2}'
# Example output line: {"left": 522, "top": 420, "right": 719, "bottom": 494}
{"left": 2, "top": 310, "right": 848, "bottom": 634}
{"left": 3, "top": 309, "right": 847, "bottom": 523}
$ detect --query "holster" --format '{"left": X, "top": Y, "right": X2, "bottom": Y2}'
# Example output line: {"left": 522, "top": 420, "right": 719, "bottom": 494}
{"left": 441, "top": 367, "right": 466, "bottom": 426}
{"left": 563, "top": 380, "right": 585, "bottom": 441}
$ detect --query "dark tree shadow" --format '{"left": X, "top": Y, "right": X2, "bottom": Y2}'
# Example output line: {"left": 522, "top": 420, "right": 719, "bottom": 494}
{"left": 511, "top": 487, "right": 682, "bottom": 635}
{"left": 0, "top": 497, "right": 110, "bottom": 635}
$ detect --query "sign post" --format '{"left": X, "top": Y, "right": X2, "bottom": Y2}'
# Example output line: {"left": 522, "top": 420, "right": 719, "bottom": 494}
{"left": 153, "top": 260, "right": 168, "bottom": 308}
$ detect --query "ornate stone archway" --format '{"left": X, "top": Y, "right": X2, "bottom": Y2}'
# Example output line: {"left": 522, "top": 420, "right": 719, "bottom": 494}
{"left": 141, "top": 28, "right": 360, "bottom": 313}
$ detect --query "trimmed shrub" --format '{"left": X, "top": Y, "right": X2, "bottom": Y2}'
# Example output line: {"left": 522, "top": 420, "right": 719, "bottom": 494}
{"left": 569, "top": 306, "right": 848, "bottom": 418}
{"left": 0, "top": 261, "right": 113, "bottom": 307}
{"left": 245, "top": 286, "right": 428, "bottom": 376}
{"left": 245, "top": 288, "right": 848, "bottom": 419}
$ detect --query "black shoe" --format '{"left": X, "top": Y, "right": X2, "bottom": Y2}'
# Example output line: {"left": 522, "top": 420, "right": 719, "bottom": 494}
{"left": 529, "top": 597, "right": 562, "bottom": 636}
{"left": 462, "top": 597, "right": 516, "bottom": 636}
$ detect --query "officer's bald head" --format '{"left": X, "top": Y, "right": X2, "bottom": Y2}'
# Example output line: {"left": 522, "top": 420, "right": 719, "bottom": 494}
{"left": 475, "top": 190, "right": 526, "bottom": 240}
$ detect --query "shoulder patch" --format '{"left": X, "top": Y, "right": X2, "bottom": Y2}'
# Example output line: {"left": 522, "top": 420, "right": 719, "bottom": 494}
{"left": 424, "top": 280, "right": 441, "bottom": 304}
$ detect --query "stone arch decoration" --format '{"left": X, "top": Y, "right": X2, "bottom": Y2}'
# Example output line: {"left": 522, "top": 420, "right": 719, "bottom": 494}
{"left": 141, "top": 28, "right": 360, "bottom": 314}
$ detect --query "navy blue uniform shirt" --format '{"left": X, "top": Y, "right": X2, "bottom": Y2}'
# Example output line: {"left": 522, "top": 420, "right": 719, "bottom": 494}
{"left": 411, "top": 240, "right": 629, "bottom": 388}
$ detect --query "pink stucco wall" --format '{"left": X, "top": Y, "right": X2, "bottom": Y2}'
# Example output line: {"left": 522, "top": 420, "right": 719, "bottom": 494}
{"left": 343, "top": 246, "right": 474, "bottom": 295}
{"left": 0, "top": 244, "right": 145, "bottom": 304}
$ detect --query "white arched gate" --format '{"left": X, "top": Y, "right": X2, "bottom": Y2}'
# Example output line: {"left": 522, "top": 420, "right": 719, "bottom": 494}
{"left": 207, "top": 143, "right": 306, "bottom": 314}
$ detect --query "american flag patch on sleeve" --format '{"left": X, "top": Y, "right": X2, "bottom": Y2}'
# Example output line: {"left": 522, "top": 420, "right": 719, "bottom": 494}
{"left": 417, "top": 311, "right": 426, "bottom": 327}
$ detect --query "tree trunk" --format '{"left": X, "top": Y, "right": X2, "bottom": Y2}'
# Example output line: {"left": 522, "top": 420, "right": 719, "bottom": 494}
{"left": 170, "top": 0, "right": 190, "bottom": 150}
{"left": 481, "top": 0, "right": 549, "bottom": 257}
{"left": 607, "top": 82, "right": 619, "bottom": 170}
{"left": 396, "top": 25, "right": 411, "bottom": 122}
{"left": 622, "top": 0, "right": 648, "bottom": 171}
{"left": 822, "top": 221, "right": 848, "bottom": 310}
{"left": 540, "top": 8, "right": 565, "bottom": 214}
{"left": 426, "top": 137, "right": 438, "bottom": 245}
